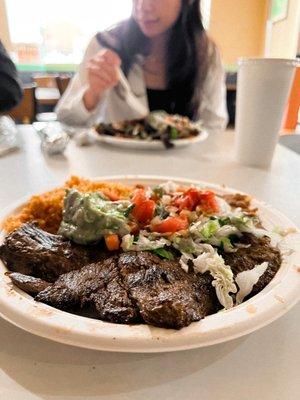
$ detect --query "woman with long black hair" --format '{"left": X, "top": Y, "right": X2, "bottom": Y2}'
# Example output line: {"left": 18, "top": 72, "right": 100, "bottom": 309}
{"left": 56, "top": 0, "right": 228, "bottom": 133}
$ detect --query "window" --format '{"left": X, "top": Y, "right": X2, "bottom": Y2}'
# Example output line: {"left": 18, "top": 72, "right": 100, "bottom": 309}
{"left": 6, "top": 0, "right": 132, "bottom": 66}
{"left": 5, "top": 0, "right": 211, "bottom": 68}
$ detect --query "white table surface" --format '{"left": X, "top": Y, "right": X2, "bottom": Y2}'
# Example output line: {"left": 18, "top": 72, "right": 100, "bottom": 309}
{"left": 0, "top": 126, "right": 299, "bottom": 400}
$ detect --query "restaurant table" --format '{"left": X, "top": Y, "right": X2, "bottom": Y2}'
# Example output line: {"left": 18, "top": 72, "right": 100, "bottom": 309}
{"left": 0, "top": 125, "right": 299, "bottom": 400}
{"left": 280, "top": 133, "right": 300, "bottom": 155}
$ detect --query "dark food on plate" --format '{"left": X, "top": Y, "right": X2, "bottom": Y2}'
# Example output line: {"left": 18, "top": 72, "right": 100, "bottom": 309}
{"left": 8, "top": 250, "right": 218, "bottom": 329}
{"left": 0, "top": 222, "right": 95, "bottom": 281}
{"left": 7, "top": 272, "right": 52, "bottom": 295}
{"left": 0, "top": 178, "right": 282, "bottom": 329}
{"left": 94, "top": 111, "right": 202, "bottom": 148}
{"left": 220, "top": 234, "right": 281, "bottom": 297}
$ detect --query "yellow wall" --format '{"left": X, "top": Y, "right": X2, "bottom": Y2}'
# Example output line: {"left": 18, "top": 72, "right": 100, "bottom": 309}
{"left": 0, "top": 0, "right": 12, "bottom": 51}
{"left": 268, "top": 0, "right": 300, "bottom": 58}
{"left": 209, "top": 0, "right": 269, "bottom": 66}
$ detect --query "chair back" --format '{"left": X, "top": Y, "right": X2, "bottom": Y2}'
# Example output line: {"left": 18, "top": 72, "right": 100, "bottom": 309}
{"left": 56, "top": 75, "right": 71, "bottom": 95}
{"left": 8, "top": 84, "right": 37, "bottom": 123}
{"left": 32, "top": 74, "right": 61, "bottom": 108}
{"left": 33, "top": 74, "right": 58, "bottom": 88}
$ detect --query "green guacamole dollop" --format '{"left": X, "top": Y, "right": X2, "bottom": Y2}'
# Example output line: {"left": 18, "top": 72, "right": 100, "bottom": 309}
{"left": 58, "top": 189, "right": 131, "bottom": 244}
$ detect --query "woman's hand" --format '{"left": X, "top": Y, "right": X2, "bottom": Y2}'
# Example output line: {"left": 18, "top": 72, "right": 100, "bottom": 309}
{"left": 83, "top": 49, "right": 121, "bottom": 111}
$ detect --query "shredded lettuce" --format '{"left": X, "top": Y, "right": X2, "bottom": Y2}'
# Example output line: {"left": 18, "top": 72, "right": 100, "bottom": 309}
{"left": 121, "top": 233, "right": 170, "bottom": 251}
{"left": 188, "top": 219, "right": 240, "bottom": 252}
{"left": 227, "top": 215, "right": 283, "bottom": 247}
{"left": 192, "top": 250, "right": 237, "bottom": 309}
{"left": 175, "top": 238, "right": 236, "bottom": 309}
{"left": 215, "top": 197, "right": 232, "bottom": 214}
{"left": 201, "top": 220, "right": 220, "bottom": 239}
{"left": 172, "top": 236, "right": 197, "bottom": 254}
{"left": 153, "top": 248, "right": 174, "bottom": 260}
{"left": 219, "top": 237, "right": 235, "bottom": 253}
{"left": 172, "top": 236, "right": 214, "bottom": 255}
{"left": 158, "top": 181, "right": 179, "bottom": 194}
{"left": 216, "top": 225, "right": 240, "bottom": 237}
{"left": 197, "top": 214, "right": 275, "bottom": 246}
{"left": 225, "top": 214, "right": 264, "bottom": 236}
{"left": 179, "top": 252, "right": 193, "bottom": 273}
{"left": 235, "top": 262, "right": 269, "bottom": 304}
{"left": 121, "top": 234, "right": 134, "bottom": 250}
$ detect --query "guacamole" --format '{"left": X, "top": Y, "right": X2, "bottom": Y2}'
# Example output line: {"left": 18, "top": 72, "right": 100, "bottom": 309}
{"left": 59, "top": 189, "right": 131, "bottom": 244}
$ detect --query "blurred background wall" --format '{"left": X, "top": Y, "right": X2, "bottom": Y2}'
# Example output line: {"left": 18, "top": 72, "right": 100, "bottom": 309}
{"left": 209, "top": 0, "right": 269, "bottom": 66}
{"left": 0, "top": 0, "right": 11, "bottom": 50}
{"left": 267, "top": 0, "right": 300, "bottom": 58}
{"left": 209, "top": 0, "right": 300, "bottom": 65}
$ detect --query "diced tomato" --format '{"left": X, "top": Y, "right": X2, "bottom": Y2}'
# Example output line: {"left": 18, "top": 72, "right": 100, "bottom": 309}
{"left": 131, "top": 189, "right": 147, "bottom": 206}
{"left": 131, "top": 189, "right": 155, "bottom": 224}
{"left": 132, "top": 199, "right": 155, "bottom": 224}
{"left": 197, "top": 191, "right": 219, "bottom": 214}
{"left": 151, "top": 215, "right": 189, "bottom": 234}
{"left": 174, "top": 188, "right": 200, "bottom": 211}
{"left": 173, "top": 188, "right": 219, "bottom": 214}
{"left": 105, "top": 234, "right": 120, "bottom": 251}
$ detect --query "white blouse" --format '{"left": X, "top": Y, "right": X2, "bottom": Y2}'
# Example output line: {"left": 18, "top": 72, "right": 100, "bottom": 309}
{"left": 55, "top": 34, "right": 228, "bottom": 133}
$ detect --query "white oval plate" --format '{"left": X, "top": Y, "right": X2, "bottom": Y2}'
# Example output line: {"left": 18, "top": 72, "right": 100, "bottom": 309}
{"left": 0, "top": 176, "right": 299, "bottom": 353}
{"left": 91, "top": 129, "right": 208, "bottom": 150}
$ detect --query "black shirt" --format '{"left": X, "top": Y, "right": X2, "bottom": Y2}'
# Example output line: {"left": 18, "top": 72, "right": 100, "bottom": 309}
{"left": 147, "top": 88, "right": 191, "bottom": 118}
{"left": 0, "top": 41, "right": 23, "bottom": 112}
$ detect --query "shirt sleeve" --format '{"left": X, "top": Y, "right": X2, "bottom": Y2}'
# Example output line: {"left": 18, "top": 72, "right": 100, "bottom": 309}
{"left": 55, "top": 36, "right": 105, "bottom": 126}
{"left": 197, "top": 44, "right": 228, "bottom": 134}
{"left": 0, "top": 41, "right": 23, "bottom": 112}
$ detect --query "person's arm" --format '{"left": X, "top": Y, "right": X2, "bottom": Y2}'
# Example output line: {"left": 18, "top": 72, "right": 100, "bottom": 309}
{"left": 55, "top": 36, "right": 120, "bottom": 126}
{"left": 196, "top": 44, "right": 228, "bottom": 133}
{"left": 0, "top": 41, "right": 23, "bottom": 112}
{"left": 55, "top": 37, "right": 101, "bottom": 126}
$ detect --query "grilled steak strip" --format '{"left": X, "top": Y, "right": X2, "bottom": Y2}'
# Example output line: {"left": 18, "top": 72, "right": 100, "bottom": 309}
{"left": 7, "top": 272, "right": 51, "bottom": 295}
{"left": 220, "top": 234, "right": 282, "bottom": 298}
{"left": 0, "top": 223, "right": 105, "bottom": 282}
{"left": 117, "top": 252, "right": 218, "bottom": 329}
{"left": 36, "top": 257, "right": 139, "bottom": 324}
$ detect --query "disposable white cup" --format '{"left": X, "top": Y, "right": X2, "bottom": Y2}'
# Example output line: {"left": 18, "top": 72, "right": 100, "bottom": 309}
{"left": 235, "top": 58, "right": 299, "bottom": 168}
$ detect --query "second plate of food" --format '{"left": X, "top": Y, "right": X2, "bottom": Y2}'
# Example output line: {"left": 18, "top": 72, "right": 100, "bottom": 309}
{"left": 92, "top": 111, "right": 208, "bottom": 149}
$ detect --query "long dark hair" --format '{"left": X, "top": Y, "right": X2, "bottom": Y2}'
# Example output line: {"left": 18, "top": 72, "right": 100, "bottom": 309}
{"left": 97, "top": 0, "right": 211, "bottom": 119}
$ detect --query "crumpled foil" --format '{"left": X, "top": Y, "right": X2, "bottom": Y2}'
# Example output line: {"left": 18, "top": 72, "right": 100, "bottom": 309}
{"left": 34, "top": 122, "right": 69, "bottom": 155}
{"left": 0, "top": 116, "right": 20, "bottom": 157}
